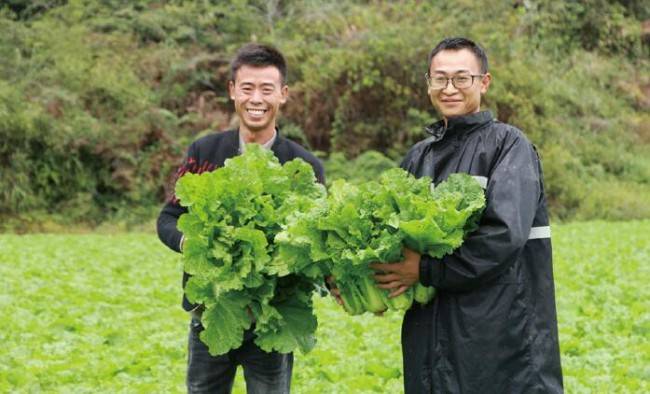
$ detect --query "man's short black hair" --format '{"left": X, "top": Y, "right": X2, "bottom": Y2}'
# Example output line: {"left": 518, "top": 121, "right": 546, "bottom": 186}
{"left": 230, "top": 43, "right": 288, "bottom": 84}
{"left": 428, "top": 37, "right": 489, "bottom": 74}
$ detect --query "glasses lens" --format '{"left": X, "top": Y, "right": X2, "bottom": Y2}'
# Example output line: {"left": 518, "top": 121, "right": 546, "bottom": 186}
{"left": 430, "top": 77, "right": 448, "bottom": 89}
{"left": 453, "top": 76, "right": 473, "bottom": 89}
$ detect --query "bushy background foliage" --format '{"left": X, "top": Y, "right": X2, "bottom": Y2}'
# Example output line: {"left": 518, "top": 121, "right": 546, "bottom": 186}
{"left": 1, "top": 0, "right": 649, "bottom": 229}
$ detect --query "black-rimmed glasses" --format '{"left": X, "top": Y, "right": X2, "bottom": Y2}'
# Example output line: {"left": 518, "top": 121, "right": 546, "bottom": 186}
{"left": 425, "top": 73, "right": 485, "bottom": 90}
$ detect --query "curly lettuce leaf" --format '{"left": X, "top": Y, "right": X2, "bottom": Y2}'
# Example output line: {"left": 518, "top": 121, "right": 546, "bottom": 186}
{"left": 200, "top": 291, "right": 253, "bottom": 356}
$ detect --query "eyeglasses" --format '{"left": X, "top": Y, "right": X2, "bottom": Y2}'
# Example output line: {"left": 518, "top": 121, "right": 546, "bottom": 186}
{"left": 425, "top": 73, "right": 485, "bottom": 90}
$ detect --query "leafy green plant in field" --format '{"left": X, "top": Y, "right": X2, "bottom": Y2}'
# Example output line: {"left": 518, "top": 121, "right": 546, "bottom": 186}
{"left": 553, "top": 221, "right": 650, "bottom": 392}
{"left": 0, "top": 234, "right": 187, "bottom": 392}
{"left": 0, "top": 221, "right": 648, "bottom": 392}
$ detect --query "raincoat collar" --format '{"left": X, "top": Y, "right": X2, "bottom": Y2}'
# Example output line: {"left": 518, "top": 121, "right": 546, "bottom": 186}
{"left": 424, "top": 110, "right": 494, "bottom": 142}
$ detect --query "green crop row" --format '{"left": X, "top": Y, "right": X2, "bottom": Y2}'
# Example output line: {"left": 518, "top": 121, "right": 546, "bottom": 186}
{"left": 0, "top": 220, "right": 648, "bottom": 392}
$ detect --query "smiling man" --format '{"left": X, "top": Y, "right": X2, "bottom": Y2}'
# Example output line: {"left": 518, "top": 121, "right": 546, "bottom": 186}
{"left": 229, "top": 54, "right": 288, "bottom": 146}
{"left": 157, "top": 43, "right": 324, "bottom": 394}
{"left": 427, "top": 46, "right": 489, "bottom": 119}
{"left": 372, "top": 37, "right": 564, "bottom": 393}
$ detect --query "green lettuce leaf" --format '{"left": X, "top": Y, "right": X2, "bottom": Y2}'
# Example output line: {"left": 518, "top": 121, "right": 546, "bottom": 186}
{"left": 200, "top": 291, "right": 253, "bottom": 356}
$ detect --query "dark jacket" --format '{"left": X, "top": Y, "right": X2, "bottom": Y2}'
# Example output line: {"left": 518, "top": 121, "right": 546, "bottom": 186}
{"left": 157, "top": 129, "right": 325, "bottom": 311}
{"left": 400, "top": 111, "right": 563, "bottom": 393}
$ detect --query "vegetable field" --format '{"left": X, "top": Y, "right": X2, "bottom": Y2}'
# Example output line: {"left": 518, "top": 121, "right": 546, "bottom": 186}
{"left": 1, "top": 221, "right": 648, "bottom": 393}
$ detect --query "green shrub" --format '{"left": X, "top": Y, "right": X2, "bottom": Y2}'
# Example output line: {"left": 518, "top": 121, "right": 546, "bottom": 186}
{"left": 323, "top": 150, "right": 396, "bottom": 186}
{"left": 1, "top": 0, "right": 649, "bottom": 226}
{"left": 575, "top": 181, "right": 650, "bottom": 221}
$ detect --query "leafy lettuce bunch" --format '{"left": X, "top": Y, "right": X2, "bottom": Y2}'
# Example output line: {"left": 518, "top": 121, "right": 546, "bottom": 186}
{"left": 175, "top": 144, "right": 326, "bottom": 355}
{"left": 276, "top": 169, "right": 485, "bottom": 315}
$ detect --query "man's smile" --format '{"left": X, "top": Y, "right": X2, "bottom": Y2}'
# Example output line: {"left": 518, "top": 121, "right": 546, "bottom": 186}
{"left": 246, "top": 108, "right": 268, "bottom": 116}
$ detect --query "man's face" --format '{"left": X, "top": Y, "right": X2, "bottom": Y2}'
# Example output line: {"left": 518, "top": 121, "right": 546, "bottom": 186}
{"left": 228, "top": 65, "right": 288, "bottom": 134}
{"left": 428, "top": 48, "right": 491, "bottom": 119}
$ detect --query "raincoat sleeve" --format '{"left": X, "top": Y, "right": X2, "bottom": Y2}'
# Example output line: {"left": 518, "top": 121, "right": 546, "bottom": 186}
{"left": 156, "top": 142, "right": 196, "bottom": 253}
{"left": 419, "top": 133, "right": 541, "bottom": 291}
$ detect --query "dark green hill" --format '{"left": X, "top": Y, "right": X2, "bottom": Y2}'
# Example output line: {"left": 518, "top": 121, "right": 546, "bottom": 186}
{"left": 1, "top": 0, "right": 649, "bottom": 229}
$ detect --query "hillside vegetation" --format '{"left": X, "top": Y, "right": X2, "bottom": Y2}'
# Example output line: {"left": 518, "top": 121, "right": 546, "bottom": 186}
{"left": 1, "top": 0, "right": 649, "bottom": 229}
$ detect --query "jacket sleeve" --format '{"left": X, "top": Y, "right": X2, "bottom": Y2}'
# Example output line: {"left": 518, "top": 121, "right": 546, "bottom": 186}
{"left": 419, "top": 134, "right": 541, "bottom": 291}
{"left": 156, "top": 142, "right": 196, "bottom": 253}
{"left": 313, "top": 159, "right": 326, "bottom": 186}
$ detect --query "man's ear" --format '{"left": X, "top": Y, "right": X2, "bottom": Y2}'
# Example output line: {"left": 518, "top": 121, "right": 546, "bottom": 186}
{"left": 480, "top": 73, "right": 492, "bottom": 94}
{"left": 280, "top": 85, "right": 289, "bottom": 105}
{"left": 228, "top": 80, "right": 235, "bottom": 100}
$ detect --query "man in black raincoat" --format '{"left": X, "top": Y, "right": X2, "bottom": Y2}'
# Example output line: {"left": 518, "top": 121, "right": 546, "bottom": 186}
{"left": 373, "top": 37, "right": 563, "bottom": 393}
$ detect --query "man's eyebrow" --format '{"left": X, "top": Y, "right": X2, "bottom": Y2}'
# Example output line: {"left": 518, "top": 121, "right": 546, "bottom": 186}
{"left": 238, "top": 81, "right": 277, "bottom": 87}
{"left": 432, "top": 69, "right": 472, "bottom": 75}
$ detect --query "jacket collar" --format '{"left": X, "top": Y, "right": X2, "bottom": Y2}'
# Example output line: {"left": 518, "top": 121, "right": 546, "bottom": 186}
{"left": 270, "top": 128, "right": 290, "bottom": 159}
{"left": 424, "top": 111, "right": 494, "bottom": 142}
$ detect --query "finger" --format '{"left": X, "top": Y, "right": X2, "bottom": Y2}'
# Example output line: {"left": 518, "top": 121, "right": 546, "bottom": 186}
{"left": 328, "top": 288, "right": 342, "bottom": 301}
{"left": 377, "top": 281, "right": 402, "bottom": 290}
{"left": 370, "top": 262, "right": 397, "bottom": 272}
{"left": 389, "top": 285, "right": 409, "bottom": 298}
{"left": 403, "top": 247, "right": 417, "bottom": 256}
{"left": 329, "top": 289, "right": 344, "bottom": 306}
{"left": 326, "top": 280, "right": 339, "bottom": 292}
{"left": 374, "top": 273, "right": 400, "bottom": 283}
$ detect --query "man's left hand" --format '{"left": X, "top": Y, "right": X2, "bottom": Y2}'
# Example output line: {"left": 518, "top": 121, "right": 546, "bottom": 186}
{"left": 370, "top": 247, "right": 421, "bottom": 298}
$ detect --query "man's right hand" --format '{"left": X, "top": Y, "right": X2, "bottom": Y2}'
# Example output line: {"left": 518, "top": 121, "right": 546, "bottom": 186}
{"left": 326, "top": 275, "right": 385, "bottom": 317}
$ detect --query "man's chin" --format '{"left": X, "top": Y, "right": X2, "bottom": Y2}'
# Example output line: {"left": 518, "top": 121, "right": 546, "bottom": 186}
{"left": 440, "top": 110, "right": 466, "bottom": 119}
{"left": 240, "top": 119, "right": 269, "bottom": 131}
{"left": 434, "top": 104, "right": 466, "bottom": 118}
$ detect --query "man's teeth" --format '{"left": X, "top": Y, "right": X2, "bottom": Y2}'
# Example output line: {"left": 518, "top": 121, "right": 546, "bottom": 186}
{"left": 247, "top": 109, "right": 266, "bottom": 115}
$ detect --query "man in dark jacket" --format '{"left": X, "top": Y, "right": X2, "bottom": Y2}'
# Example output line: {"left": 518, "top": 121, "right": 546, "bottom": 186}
{"left": 373, "top": 37, "right": 563, "bottom": 393}
{"left": 157, "top": 43, "right": 324, "bottom": 394}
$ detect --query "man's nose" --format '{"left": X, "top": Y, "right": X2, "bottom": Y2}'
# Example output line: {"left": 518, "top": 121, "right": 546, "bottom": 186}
{"left": 441, "top": 79, "right": 458, "bottom": 94}
{"left": 250, "top": 88, "right": 263, "bottom": 102}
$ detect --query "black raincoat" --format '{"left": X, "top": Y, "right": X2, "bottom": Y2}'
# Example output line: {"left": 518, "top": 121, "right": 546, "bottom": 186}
{"left": 400, "top": 111, "right": 563, "bottom": 393}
